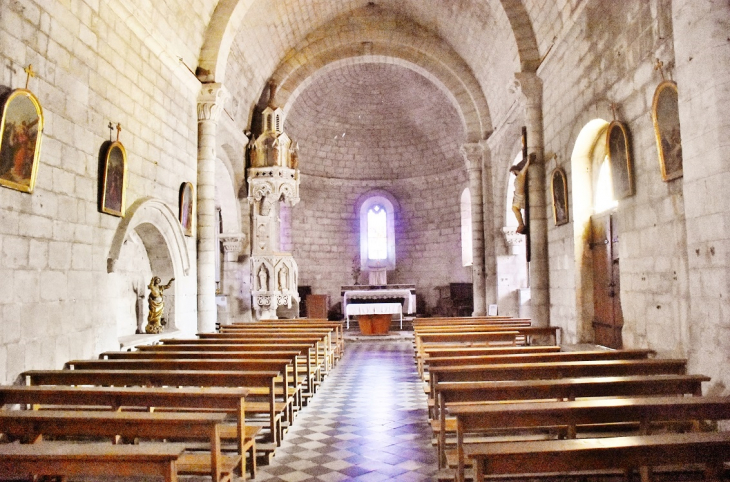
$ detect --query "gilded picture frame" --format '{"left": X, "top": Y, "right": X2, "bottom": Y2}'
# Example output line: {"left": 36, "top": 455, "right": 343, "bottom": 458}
{"left": 100, "top": 141, "right": 127, "bottom": 217}
{"left": 0, "top": 88, "right": 44, "bottom": 193}
{"left": 606, "top": 120, "right": 634, "bottom": 199}
{"left": 652, "top": 80, "right": 683, "bottom": 181}
{"left": 551, "top": 167, "right": 569, "bottom": 226}
{"left": 179, "top": 181, "right": 194, "bottom": 237}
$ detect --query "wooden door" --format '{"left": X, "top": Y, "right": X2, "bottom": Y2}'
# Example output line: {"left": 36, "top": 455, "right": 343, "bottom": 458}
{"left": 590, "top": 212, "right": 623, "bottom": 348}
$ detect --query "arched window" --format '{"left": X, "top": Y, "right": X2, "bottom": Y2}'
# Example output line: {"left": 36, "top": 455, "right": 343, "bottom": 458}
{"left": 359, "top": 194, "right": 396, "bottom": 271}
{"left": 460, "top": 188, "right": 473, "bottom": 267}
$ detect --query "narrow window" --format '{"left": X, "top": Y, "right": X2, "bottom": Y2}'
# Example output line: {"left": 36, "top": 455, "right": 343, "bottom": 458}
{"left": 367, "top": 205, "right": 388, "bottom": 260}
{"left": 461, "top": 188, "right": 473, "bottom": 267}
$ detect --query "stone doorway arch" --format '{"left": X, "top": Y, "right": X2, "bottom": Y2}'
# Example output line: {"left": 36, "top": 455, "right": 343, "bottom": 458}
{"left": 107, "top": 197, "right": 194, "bottom": 337}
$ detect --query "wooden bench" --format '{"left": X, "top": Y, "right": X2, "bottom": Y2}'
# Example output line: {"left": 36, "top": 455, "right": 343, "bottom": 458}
{"left": 417, "top": 345, "right": 561, "bottom": 379}
{"left": 0, "top": 410, "right": 235, "bottom": 482}
{"left": 100, "top": 349, "right": 307, "bottom": 411}
{"left": 450, "top": 395, "right": 730, "bottom": 482}
{"left": 423, "top": 349, "right": 656, "bottom": 382}
{"left": 0, "top": 384, "right": 257, "bottom": 478}
{"left": 224, "top": 322, "right": 344, "bottom": 364}
{"left": 433, "top": 374, "right": 710, "bottom": 469}
{"left": 65, "top": 357, "right": 297, "bottom": 430}
{"left": 136, "top": 343, "right": 320, "bottom": 397}
{"left": 162, "top": 336, "right": 331, "bottom": 383}
{"left": 429, "top": 358, "right": 689, "bottom": 415}
{"left": 192, "top": 333, "right": 334, "bottom": 374}
{"left": 21, "top": 369, "right": 283, "bottom": 451}
{"left": 0, "top": 441, "right": 186, "bottom": 482}
{"left": 465, "top": 432, "right": 730, "bottom": 482}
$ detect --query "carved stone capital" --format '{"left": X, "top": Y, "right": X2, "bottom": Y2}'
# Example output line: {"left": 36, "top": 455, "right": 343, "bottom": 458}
{"left": 460, "top": 143, "right": 484, "bottom": 172}
{"left": 197, "top": 83, "right": 230, "bottom": 122}
{"left": 502, "top": 226, "right": 526, "bottom": 254}
{"left": 220, "top": 233, "right": 246, "bottom": 253}
{"left": 512, "top": 72, "right": 543, "bottom": 107}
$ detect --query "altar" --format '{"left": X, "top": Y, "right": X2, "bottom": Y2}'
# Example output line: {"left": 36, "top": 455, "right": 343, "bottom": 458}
{"left": 342, "top": 285, "right": 416, "bottom": 331}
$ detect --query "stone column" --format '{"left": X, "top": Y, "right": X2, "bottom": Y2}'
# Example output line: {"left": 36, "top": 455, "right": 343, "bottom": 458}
{"left": 672, "top": 0, "right": 730, "bottom": 376}
{"left": 514, "top": 72, "right": 550, "bottom": 327}
{"left": 479, "top": 139, "right": 498, "bottom": 307}
{"left": 461, "top": 143, "right": 487, "bottom": 316}
{"left": 197, "top": 83, "right": 229, "bottom": 333}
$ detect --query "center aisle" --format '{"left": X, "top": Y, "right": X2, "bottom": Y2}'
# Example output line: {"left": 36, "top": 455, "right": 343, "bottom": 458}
{"left": 255, "top": 339, "right": 438, "bottom": 481}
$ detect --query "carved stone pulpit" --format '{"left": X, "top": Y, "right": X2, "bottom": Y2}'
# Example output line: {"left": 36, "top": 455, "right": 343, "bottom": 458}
{"left": 247, "top": 82, "right": 301, "bottom": 319}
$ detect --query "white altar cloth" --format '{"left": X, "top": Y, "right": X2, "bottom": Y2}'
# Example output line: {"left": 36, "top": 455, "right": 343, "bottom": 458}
{"left": 345, "top": 302, "right": 403, "bottom": 329}
{"left": 343, "top": 289, "right": 415, "bottom": 313}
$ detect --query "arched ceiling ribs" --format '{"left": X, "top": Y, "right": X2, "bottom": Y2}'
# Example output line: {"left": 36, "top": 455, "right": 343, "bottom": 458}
{"left": 499, "top": 0, "right": 541, "bottom": 72}
{"left": 269, "top": 16, "right": 492, "bottom": 142}
{"left": 197, "top": 0, "right": 254, "bottom": 83}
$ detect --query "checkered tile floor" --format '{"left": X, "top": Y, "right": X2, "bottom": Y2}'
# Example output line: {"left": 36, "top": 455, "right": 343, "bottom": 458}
{"left": 253, "top": 339, "right": 438, "bottom": 481}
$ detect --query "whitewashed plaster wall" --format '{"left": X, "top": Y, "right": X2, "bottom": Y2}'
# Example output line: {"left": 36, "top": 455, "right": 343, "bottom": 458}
{"left": 0, "top": 0, "right": 202, "bottom": 383}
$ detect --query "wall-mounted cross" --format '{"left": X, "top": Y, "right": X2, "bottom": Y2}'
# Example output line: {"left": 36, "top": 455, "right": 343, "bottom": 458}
{"left": 24, "top": 64, "right": 36, "bottom": 89}
{"left": 609, "top": 102, "right": 618, "bottom": 121}
{"left": 116, "top": 123, "right": 122, "bottom": 143}
{"left": 654, "top": 58, "right": 666, "bottom": 81}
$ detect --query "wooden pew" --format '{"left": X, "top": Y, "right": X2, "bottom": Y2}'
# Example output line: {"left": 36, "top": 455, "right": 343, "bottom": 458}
{"left": 225, "top": 321, "right": 345, "bottom": 363}
{"left": 417, "top": 345, "right": 561, "bottom": 379}
{"left": 100, "top": 349, "right": 306, "bottom": 412}
{"left": 0, "top": 410, "right": 234, "bottom": 482}
{"left": 163, "top": 335, "right": 331, "bottom": 381}
{"left": 450, "top": 395, "right": 730, "bottom": 482}
{"left": 414, "top": 325, "right": 559, "bottom": 346}
{"left": 0, "top": 441, "right": 186, "bottom": 482}
{"left": 429, "top": 358, "right": 688, "bottom": 414}
{"left": 423, "top": 349, "right": 656, "bottom": 381}
{"left": 433, "top": 374, "right": 709, "bottom": 469}
{"left": 136, "top": 343, "right": 320, "bottom": 397}
{"left": 194, "top": 333, "right": 335, "bottom": 373}
{"left": 21, "top": 369, "right": 283, "bottom": 450}
{"left": 415, "top": 328, "right": 559, "bottom": 355}
{"left": 465, "top": 432, "right": 730, "bottom": 482}
{"left": 63, "top": 359, "right": 293, "bottom": 447}
{"left": 0, "top": 384, "right": 257, "bottom": 478}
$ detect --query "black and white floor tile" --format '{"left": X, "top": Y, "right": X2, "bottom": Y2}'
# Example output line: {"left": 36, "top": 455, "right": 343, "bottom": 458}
{"left": 252, "top": 339, "right": 438, "bottom": 482}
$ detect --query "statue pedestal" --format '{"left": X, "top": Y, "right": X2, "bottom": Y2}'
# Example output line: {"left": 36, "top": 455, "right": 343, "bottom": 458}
{"left": 357, "top": 314, "right": 391, "bottom": 335}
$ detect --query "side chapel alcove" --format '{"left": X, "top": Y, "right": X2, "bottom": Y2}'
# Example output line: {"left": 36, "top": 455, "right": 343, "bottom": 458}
{"left": 106, "top": 197, "right": 195, "bottom": 344}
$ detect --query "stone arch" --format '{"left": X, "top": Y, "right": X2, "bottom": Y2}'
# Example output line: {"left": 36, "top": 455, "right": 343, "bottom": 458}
{"left": 570, "top": 118, "right": 610, "bottom": 343}
{"left": 499, "top": 0, "right": 541, "bottom": 72}
{"left": 197, "top": 0, "right": 255, "bottom": 83}
{"left": 215, "top": 149, "right": 242, "bottom": 234}
{"left": 107, "top": 197, "right": 194, "bottom": 333}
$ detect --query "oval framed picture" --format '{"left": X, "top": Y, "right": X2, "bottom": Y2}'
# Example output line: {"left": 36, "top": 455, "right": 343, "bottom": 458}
{"left": 652, "top": 80, "right": 682, "bottom": 181}
{"left": 606, "top": 120, "right": 634, "bottom": 200}
{"left": 0, "top": 88, "right": 44, "bottom": 193}
{"left": 100, "top": 141, "right": 128, "bottom": 217}
{"left": 551, "top": 167, "right": 569, "bottom": 226}
{"left": 179, "top": 181, "right": 194, "bottom": 237}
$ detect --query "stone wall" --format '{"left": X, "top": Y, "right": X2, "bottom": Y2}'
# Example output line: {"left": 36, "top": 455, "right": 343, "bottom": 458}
{"left": 291, "top": 172, "right": 469, "bottom": 316}
{"left": 0, "top": 0, "right": 203, "bottom": 383}
{"left": 528, "top": 0, "right": 688, "bottom": 350}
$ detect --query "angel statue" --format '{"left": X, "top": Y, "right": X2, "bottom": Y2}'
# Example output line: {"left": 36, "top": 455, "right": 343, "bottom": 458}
{"left": 145, "top": 276, "right": 174, "bottom": 334}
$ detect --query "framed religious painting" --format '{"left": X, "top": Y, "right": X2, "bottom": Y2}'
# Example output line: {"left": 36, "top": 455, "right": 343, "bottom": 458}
{"left": 179, "top": 181, "right": 194, "bottom": 236}
{"left": 551, "top": 167, "right": 569, "bottom": 226}
{"left": 100, "top": 141, "right": 127, "bottom": 216}
{"left": 606, "top": 120, "right": 634, "bottom": 199}
{"left": 0, "top": 88, "right": 44, "bottom": 193}
{"left": 652, "top": 80, "right": 683, "bottom": 181}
